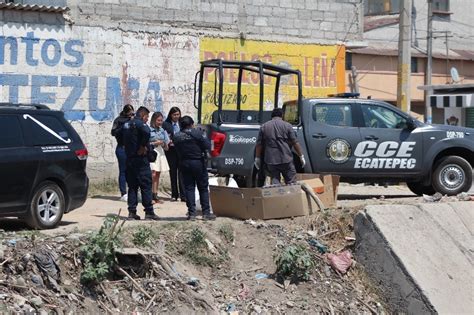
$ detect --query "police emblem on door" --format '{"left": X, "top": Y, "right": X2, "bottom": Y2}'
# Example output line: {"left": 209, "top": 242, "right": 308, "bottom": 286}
{"left": 326, "top": 138, "right": 351, "bottom": 164}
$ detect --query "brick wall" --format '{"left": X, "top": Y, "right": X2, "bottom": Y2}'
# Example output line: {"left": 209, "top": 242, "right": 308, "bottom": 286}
{"left": 1, "top": 0, "right": 362, "bottom": 182}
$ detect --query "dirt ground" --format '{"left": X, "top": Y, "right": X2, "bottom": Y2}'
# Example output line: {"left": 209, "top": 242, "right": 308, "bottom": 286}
{"left": 0, "top": 183, "right": 421, "bottom": 235}
{"left": 0, "top": 183, "right": 471, "bottom": 313}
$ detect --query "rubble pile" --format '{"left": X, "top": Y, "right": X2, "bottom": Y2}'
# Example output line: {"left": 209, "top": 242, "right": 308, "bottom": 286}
{"left": 0, "top": 230, "right": 217, "bottom": 314}
{"left": 0, "top": 207, "right": 386, "bottom": 314}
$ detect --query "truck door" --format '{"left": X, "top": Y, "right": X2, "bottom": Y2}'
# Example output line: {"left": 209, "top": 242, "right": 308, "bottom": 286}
{"left": 356, "top": 103, "right": 423, "bottom": 175}
{"left": 305, "top": 103, "right": 362, "bottom": 175}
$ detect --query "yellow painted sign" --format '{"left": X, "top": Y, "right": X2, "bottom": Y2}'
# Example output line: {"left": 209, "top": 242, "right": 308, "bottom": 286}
{"left": 199, "top": 38, "right": 345, "bottom": 123}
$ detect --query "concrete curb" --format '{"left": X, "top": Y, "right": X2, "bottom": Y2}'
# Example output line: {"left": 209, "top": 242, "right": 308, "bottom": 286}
{"left": 354, "top": 202, "right": 473, "bottom": 314}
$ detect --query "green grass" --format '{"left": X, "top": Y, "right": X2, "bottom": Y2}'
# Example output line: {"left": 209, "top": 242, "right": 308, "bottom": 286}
{"left": 180, "top": 227, "right": 228, "bottom": 267}
{"left": 218, "top": 224, "right": 234, "bottom": 243}
{"left": 132, "top": 226, "right": 156, "bottom": 248}
{"left": 88, "top": 178, "right": 118, "bottom": 196}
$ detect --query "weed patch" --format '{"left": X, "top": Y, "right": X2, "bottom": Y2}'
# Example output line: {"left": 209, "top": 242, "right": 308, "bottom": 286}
{"left": 88, "top": 178, "right": 118, "bottom": 196}
{"left": 275, "top": 244, "right": 315, "bottom": 282}
{"left": 218, "top": 224, "right": 234, "bottom": 243}
{"left": 80, "top": 214, "right": 125, "bottom": 285}
{"left": 180, "top": 227, "right": 228, "bottom": 267}
{"left": 132, "top": 226, "right": 156, "bottom": 248}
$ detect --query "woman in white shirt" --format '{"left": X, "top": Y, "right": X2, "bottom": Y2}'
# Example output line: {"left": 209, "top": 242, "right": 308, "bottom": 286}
{"left": 149, "top": 112, "right": 170, "bottom": 203}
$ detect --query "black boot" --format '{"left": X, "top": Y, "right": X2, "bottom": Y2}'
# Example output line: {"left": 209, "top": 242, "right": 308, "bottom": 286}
{"left": 202, "top": 213, "right": 216, "bottom": 221}
{"left": 128, "top": 212, "right": 140, "bottom": 220}
{"left": 145, "top": 212, "right": 160, "bottom": 221}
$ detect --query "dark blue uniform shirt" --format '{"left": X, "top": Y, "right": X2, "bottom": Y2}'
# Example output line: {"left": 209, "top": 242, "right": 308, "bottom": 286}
{"left": 173, "top": 128, "right": 211, "bottom": 160}
{"left": 121, "top": 117, "right": 150, "bottom": 159}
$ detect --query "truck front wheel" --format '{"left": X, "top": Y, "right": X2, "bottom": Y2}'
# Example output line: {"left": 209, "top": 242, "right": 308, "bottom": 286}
{"left": 432, "top": 156, "right": 472, "bottom": 196}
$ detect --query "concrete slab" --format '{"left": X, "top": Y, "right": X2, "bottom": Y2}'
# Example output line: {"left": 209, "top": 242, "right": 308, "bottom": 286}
{"left": 354, "top": 202, "right": 474, "bottom": 314}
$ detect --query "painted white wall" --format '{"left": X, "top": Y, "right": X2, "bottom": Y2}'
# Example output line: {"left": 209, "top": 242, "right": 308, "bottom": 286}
{"left": 0, "top": 22, "right": 200, "bottom": 180}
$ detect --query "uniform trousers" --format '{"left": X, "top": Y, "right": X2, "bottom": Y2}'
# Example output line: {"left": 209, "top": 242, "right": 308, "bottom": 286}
{"left": 180, "top": 159, "right": 210, "bottom": 216}
{"left": 126, "top": 157, "right": 154, "bottom": 214}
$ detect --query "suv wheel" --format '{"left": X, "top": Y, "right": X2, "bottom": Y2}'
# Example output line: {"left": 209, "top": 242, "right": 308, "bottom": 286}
{"left": 432, "top": 156, "right": 472, "bottom": 196}
{"left": 26, "top": 181, "right": 65, "bottom": 229}
{"left": 407, "top": 182, "right": 436, "bottom": 196}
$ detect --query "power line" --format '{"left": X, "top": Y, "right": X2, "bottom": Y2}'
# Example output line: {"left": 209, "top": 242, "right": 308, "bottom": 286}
{"left": 354, "top": 32, "right": 400, "bottom": 83}
{"left": 330, "top": 1, "right": 362, "bottom": 70}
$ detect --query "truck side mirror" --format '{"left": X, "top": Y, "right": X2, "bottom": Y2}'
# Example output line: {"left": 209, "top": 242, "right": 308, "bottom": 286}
{"left": 406, "top": 118, "right": 417, "bottom": 130}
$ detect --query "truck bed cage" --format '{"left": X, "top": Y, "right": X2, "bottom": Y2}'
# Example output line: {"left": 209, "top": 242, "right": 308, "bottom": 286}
{"left": 195, "top": 59, "right": 302, "bottom": 125}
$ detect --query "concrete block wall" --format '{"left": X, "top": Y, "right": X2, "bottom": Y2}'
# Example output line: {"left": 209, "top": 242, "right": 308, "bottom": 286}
{"left": 1, "top": 0, "right": 362, "bottom": 183}
{"left": 70, "top": 0, "right": 362, "bottom": 43}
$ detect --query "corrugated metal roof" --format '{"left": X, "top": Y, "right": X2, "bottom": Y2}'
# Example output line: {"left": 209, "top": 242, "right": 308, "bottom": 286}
{"left": 451, "top": 49, "right": 474, "bottom": 61}
{"left": 364, "top": 15, "right": 399, "bottom": 32}
{"left": 0, "top": 2, "right": 69, "bottom": 13}
{"left": 350, "top": 46, "right": 474, "bottom": 61}
{"left": 348, "top": 47, "right": 426, "bottom": 58}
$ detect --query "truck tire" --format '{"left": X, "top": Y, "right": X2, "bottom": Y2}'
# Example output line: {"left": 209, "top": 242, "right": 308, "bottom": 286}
{"left": 234, "top": 166, "right": 262, "bottom": 188}
{"left": 432, "top": 156, "right": 472, "bottom": 196}
{"left": 26, "top": 181, "right": 65, "bottom": 229}
{"left": 406, "top": 182, "right": 436, "bottom": 196}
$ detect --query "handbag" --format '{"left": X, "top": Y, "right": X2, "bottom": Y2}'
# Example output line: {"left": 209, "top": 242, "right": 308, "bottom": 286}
{"left": 146, "top": 144, "right": 157, "bottom": 162}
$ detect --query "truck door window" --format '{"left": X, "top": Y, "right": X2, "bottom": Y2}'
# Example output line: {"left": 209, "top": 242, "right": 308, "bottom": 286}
{"left": 361, "top": 104, "right": 408, "bottom": 129}
{"left": 312, "top": 104, "right": 353, "bottom": 127}
{"left": 283, "top": 100, "right": 299, "bottom": 125}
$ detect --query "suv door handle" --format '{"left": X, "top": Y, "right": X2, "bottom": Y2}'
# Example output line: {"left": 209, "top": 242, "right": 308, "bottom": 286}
{"left": 365, "top": 135, "right": 379, "bottom": 140}
{"left": 312, "top": 133, "right": 327, "bottom": 139}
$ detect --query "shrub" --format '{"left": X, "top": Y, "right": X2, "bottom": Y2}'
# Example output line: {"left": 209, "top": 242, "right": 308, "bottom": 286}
{"left": 275, "top": 244, "right": 315, "bottom": 282}
{"left": 80, "top": 215, "right": 124, "bottom": 285}
{"left": 132, "top": 226, "right": 156, "bottom": 247}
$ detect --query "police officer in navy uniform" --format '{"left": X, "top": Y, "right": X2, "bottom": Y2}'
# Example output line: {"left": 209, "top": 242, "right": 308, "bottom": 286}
{"left": 121, "top": 106, "right": 159, "bottom": 220}
{"left": 173, "top": 116, "right": 215, "bottom": 221}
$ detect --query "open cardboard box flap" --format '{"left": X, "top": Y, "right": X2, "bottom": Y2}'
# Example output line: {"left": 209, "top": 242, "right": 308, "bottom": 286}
{"left": 295, "top": 173, "right": 339, "bottom": 209}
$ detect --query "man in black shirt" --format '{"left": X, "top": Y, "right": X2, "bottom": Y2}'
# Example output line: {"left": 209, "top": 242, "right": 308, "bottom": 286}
{"left": 121, "top": 106, "right": 159, "bottom": 220}
{"left": 255, "top": 108, "right": 305, "bottom": 185}
{"left": 173, "top": 116, "right": 215, "bottom": 221}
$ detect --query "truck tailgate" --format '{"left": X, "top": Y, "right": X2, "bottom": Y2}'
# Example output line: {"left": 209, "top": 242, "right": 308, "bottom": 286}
{"left": 207, "top": 124, "right": 260, "bottom": 177}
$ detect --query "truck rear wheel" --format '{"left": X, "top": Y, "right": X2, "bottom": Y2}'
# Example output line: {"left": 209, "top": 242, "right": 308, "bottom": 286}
{"left": 406, "top": 182, "right": 436, "bottom": 196}
{"left": 234, "top": 165, "right": 265, "bottom": 188}
{"left": 432, "top": 156, "right": 472, "bottom": 196}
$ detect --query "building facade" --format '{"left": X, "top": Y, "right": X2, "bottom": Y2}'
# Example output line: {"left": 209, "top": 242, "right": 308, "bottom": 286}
{"left": 348, "top": 0, "right": 474, "bottom": 126}
{"left": 1, "top": 0, "right": 363, "bottom": 181}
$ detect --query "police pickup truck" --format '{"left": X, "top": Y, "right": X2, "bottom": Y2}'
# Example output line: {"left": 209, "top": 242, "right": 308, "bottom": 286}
{"left": 195, "top": 60, "right": 473, "bottom": 196}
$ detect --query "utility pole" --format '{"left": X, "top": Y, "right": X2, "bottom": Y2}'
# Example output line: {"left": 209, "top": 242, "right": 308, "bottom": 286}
{"left": 445, "top": 31, "right": 449, "bottom": 83}
{"left": 425, "top": 0, "right": 433, "bottom": 123}
{"left": 397, "top": 0, "right": 412, "bottom": 114}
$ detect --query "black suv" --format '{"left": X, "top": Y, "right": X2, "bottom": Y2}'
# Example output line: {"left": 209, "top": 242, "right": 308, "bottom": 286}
{"left": 0, "top": 104, "right": 89, "bottom": 229}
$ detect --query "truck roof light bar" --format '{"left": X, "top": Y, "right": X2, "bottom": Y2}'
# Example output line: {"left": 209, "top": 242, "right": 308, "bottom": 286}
{"left": 327, "top": 93, "right": 360, "bottom": 98}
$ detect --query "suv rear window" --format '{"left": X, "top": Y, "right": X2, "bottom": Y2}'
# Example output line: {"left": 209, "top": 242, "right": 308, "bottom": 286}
{"left": 24, "top": 115, "right": 71, "bottom": 146}
{"left": 0, "top": 115, "right": 24, "bottom": 148}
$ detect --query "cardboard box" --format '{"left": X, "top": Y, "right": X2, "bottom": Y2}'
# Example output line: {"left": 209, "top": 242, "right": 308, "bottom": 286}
{"left": 295, "top": 173, "right": 340, "bottom": 209}
{"left": 210, "top": 185, "right": 308, "bottom": 220}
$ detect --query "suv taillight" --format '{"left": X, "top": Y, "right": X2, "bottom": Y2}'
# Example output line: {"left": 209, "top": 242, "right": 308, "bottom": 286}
{"left": 75, "top": 148, "right": 88, "bottom": 160}
{"left": 210, "top": 131, "right": 226, "bottom": 157}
